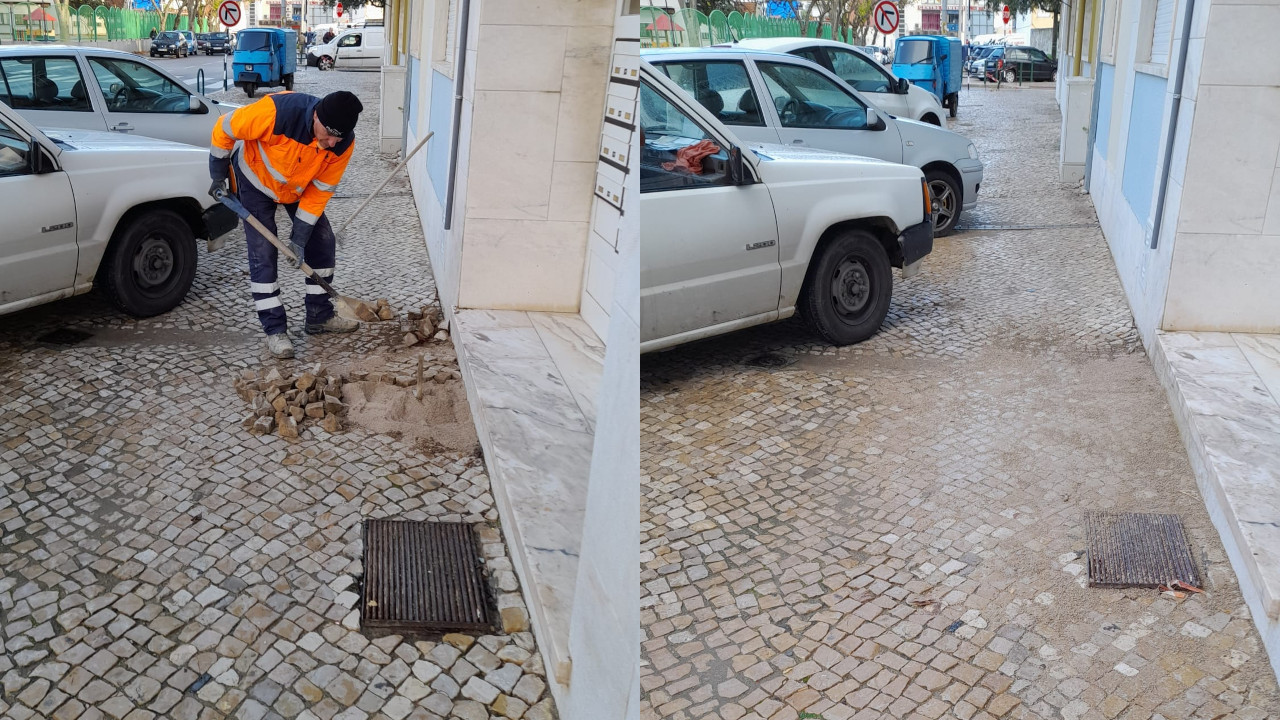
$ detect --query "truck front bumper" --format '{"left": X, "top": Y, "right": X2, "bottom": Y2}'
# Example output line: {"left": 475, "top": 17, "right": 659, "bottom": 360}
{"left": 899, "top": 219, "right": 934, "bottom": 268}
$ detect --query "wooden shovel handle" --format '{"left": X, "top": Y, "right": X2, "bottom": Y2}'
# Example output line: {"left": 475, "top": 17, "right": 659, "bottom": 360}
{"left": 242, "top": 213, "right": 340, "bottom": 300}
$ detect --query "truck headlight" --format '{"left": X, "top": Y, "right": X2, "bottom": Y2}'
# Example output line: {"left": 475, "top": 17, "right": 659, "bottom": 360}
{"left": 967, "top": 143, "right": 979, "bottom": 160}
{"left": 246, "top": 65, "right": 254, "bottom": 70}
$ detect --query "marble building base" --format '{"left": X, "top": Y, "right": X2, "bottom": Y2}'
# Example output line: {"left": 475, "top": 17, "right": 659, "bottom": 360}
{"left": 1152, "top": 331, "right": 1280, "bottom": 679}
{"left": 451, "top": 309, "right": 606, "bottom": 699}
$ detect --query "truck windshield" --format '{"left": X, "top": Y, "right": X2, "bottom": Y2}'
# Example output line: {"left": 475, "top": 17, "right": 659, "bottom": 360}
{"left": 238, "top": 33, "right": 272, "bottom": 52}
{"left": 897, "top": 40, "right": 933, "bottom": 65}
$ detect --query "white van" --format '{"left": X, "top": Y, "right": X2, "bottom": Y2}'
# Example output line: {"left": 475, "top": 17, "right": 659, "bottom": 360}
{"left": 306, "top": 26, "right": 384, "bottom": 71}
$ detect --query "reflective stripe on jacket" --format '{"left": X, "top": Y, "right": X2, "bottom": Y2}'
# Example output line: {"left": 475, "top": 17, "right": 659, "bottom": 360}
{"left": 210, "top": 92, "right": 354, "bottom": 226}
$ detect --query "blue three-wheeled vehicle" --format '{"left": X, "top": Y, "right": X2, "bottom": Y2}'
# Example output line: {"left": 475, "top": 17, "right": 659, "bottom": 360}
{"left": 893, "top": 35, "right": 963, "bottom": 118}
{"left": 232, "top": 28, "right": 297, "bottom": 98}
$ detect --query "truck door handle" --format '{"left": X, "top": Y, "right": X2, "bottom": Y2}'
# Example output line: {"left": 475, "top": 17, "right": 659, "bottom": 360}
{"left": 111, "top": 122, "right": 134, "bottom": 133}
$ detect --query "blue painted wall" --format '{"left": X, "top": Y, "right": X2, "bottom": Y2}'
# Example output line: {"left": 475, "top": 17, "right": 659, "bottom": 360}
{"left": 1095, "top": 63, "right": 1114, "bottom": 160}
{"left": 427, "top": 70, "right": 455, "bottom": 206}
{"left": 1122, "top": 71, "right": 1168, "bottom": 227}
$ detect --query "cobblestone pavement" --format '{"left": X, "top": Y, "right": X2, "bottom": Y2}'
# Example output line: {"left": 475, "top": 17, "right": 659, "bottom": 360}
{"left": 640, "top": 86, "right": 1280, "bottom": 720}
{"left": 0, "top": 70, "right": 555, "bottom": 720}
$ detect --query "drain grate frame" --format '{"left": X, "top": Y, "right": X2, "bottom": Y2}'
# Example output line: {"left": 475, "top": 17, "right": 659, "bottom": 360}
{"left": 37, "top": 328, "right": 93, "bottom": 347}
{"left": 361, "top": 519, "right": 494, "bottom": 637}
{"left": 1085, "top": 511, "right": 1201, "bottom": 589}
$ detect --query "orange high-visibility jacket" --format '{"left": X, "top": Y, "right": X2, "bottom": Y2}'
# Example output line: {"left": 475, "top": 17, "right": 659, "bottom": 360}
{"left": 210, "top": 92, "right": 353, "bottom": 227}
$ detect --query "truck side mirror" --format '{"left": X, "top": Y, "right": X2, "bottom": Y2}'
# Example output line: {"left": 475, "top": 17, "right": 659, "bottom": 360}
{"left": 727, "top": 146, "right": 751, "bottom": 185}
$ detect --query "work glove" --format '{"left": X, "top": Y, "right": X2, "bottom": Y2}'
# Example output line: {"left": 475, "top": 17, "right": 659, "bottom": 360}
{"left": 208, "top": 155, "right": 231, "bottom": 198}
{"left": 287, "top": 221, "right": 314, "bottom": 269}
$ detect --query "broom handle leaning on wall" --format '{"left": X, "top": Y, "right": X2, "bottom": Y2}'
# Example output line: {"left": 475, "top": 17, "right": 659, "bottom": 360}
{"left": 335, "top": 131, "right": 434, "bottom": 239}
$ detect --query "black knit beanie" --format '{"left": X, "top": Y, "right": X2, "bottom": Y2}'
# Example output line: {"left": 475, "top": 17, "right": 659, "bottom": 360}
{"left": 316, "top": 91, "right": 364, "bottom": 136}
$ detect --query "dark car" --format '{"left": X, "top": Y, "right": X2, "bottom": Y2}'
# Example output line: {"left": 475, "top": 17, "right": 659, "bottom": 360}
{"left": 150, "top": 31, "right": 189, "bottom": 58}
{"left": 983, "top": 45, "right": 1057, "bottom": 83}
{"left": 195, "top": 33, "right": 209, "bottom": 52}
{"left": 204, "top": 32, "right": 233, "bottom": 54}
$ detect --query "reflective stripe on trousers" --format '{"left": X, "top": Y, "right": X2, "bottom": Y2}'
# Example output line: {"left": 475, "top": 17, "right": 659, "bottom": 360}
{"left": 233, "top": 164, "right": 338, "bottom": 335}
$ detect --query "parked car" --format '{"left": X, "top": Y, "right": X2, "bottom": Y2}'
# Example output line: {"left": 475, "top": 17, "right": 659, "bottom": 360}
{"left": 859, "top": 45, "right": 890, "bottom": 65}
{"left": 966, "top": 45, "right": 997, "bottom": 76}
{"left": 306, "top": 26, "right": 384, "bottom": 70}
{"left": 0, "top": 101, "right": 235, "bottom": 317}
{"left": 982, "top": 45, "right": 1057, "bottom": 83}
{"left": 150, "top": 30, "right": 189, "bottom": 58}
{"left": 180, "top": 31, "right": 197, "bottom": 53}
{"left": 0, "top": 46, "right": 237, "bottom": 148}
{"left": 204, "top": 31, "right": 233, "bottom": 55}
{"left": 195, "top": 33, "right": 209, "bottom": 53}
{"left": 639, "top": 60, "right": 933, "bottom": 352}
{"left": 727, "top": 38, "right": 944, "bottom": 125}
{"left": 644, "top": 47, "right": 983, "bottom": 235}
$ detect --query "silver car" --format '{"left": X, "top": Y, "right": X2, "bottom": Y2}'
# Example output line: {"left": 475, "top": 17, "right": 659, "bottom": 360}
{"left": 0, "top": 45, "right": 236, "bottom": 148}
{"left": 643, "top": 47, "right": 984, "bottom": 236}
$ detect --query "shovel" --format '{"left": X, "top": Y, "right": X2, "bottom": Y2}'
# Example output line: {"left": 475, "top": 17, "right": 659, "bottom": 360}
{"left": 214, "top": 188, "right": 379, "bottom": 322}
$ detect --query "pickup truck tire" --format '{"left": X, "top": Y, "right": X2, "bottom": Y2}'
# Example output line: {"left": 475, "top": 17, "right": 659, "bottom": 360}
{"left": 802, "top": 230, "right": 892, "bottom": 346}
{"left": 100, "top": 209, "right": 197, "bottom": 318}
{"left": 926, "top": 169, "right": 961, "bottom": 237}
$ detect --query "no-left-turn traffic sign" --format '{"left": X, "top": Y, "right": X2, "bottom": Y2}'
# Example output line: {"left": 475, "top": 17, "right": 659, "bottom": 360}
{"left": 873, "top": 0, "right": 900, "bottom": 36}
{"left": 217, "top": 0, "right": 241, "bottom": 27}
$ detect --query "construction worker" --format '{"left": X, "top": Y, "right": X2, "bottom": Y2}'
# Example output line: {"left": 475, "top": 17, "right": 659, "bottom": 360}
{"left": 207, "top": 90, "right": 364, "bottom": 359}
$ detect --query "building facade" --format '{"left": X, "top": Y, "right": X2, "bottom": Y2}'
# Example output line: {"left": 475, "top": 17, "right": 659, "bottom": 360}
{"left": 371, "top": 0, "right": 640, "bottom": 717}
{"left": 1056, "top": 0, "right": 1280, "bottom": 679}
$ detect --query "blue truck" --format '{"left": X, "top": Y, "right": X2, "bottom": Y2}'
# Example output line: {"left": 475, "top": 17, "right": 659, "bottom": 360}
{"left": 232, "top": 28, "right": 296, "bottom": 98}
{"left": 892, "top": 35, "right": 963, "bottom": 118}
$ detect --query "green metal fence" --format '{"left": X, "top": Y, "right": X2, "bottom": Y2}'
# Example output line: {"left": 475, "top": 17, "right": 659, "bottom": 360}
{"left": 641, "top": 6, "right": 864, "bottom": 48}
{"left": 5, "top": 4, "right": 208, "bottom": 42}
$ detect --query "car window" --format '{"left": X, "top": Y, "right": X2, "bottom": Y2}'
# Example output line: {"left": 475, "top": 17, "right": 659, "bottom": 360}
{"left": 825, "top": 48, "right": 891, "bottom": 94}
{"left": 1028, "top": 48, "right": 1051, "bottom": 62}
{"left": 654, "top": 60, "right": 764, "bottom": 127}
{"left": 757, "top": 61, "right": 868, "bottom": 130}
{"left": 158, "top": 32, "right": 181, "bottom": 42}
{"left": 238, "top": 33, "right": 271, "bottom": 51}
{"left": 339, "top": 33, "right": 362, "bottom": 47}
{"left": 0, "top": 57, "right": 93, "bottom": 112}
{"left": 89, "top": 57, "right": 191, "bottom": 114}
{"left": 0, "top": 116, "right": 30, "bottom": 176}
{"left": 639, "top": 80, "right": 732, "bottom": 193}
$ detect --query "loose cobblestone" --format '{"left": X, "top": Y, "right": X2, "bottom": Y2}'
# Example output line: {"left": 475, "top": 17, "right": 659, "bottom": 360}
{"left": 1, "top": 69, "right": 552, "bottom": 719}
{"left": 640, "top": 86, "right": 1280, "bottom": 719}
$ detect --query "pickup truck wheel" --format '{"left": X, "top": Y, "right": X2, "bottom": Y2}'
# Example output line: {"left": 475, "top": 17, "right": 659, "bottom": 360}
{"left": 926, "top": 169, "right": 961, "bottom": 236}
{"left": 100, "top": 209, "right": 197, "bottom": 317}
{"left": 802, "top": 230, "right": 892, "bottom": 346}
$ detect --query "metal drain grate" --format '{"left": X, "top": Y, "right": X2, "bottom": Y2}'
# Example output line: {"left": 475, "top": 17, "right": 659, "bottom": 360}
{"left": 37, "top": 328, "right": 93, "bottom": 347}
{"left": 362, "top": 520, "right": 493, "bottom": 636}
{"left": 1086, "top": 512, "right": 1201, "bottom": 589}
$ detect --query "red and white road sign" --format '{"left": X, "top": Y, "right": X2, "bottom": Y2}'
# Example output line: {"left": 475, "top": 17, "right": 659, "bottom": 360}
{"left": 1002, "top": 5, "right": 1011, "bottom": 23}
{"left": 335, "top": 2, "right": 344, "bottom": 17}
{"left": 872, "top": 0, "right": 899, "bottom": 36}
{"left": 217, "top": 0, "right": 240, "bottom": 27}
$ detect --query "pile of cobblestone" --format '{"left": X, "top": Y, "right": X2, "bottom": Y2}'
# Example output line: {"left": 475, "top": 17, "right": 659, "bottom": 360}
{"left": 236, "top": 365, "right": 348, "bottom": 438}
{"left": 400, "top": 305, "right": 450, "bottom": 348}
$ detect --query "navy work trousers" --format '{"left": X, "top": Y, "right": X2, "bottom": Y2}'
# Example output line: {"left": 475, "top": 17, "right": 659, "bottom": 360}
{"left": 234, "top": 164, "right": 337, "bottom": 336}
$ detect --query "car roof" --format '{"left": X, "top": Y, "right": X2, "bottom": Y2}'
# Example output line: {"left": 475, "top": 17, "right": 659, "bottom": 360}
{"left": 642, "top": 46, "right": 801, "bottom": 62}
{"left": 0, "top": 45, "right": 149, "bottom": 60}
{"left": 732, "top": 37, "right": 877, "bottom": 54}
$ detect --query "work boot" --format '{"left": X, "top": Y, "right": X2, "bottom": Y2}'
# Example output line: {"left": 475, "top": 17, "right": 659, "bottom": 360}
{"left": 305, "top": 315, "right": 359, "bottom": 335}
{"left": 265, "top": 333, "right": 295, "bottom": 359}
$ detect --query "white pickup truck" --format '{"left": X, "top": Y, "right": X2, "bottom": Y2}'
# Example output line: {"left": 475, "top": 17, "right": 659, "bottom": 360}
{"left": 641, "top": 60, "right": 933, "bottom": 352}
{"left": 0, "top": 101, "right": 235, "bottom": 317}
